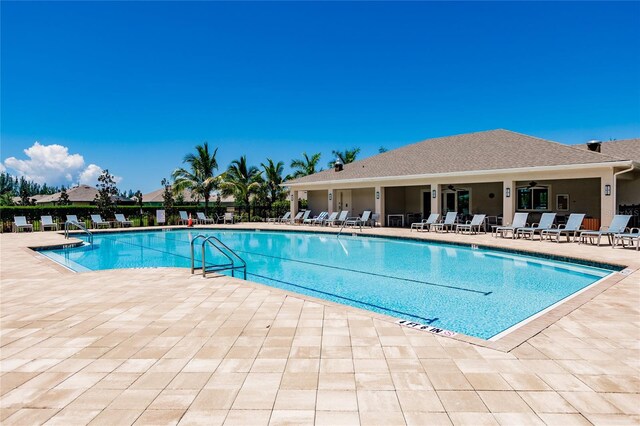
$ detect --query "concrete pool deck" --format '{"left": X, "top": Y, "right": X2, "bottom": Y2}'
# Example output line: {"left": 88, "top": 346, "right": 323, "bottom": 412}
{"left": 1, "top": 224, "right": 639, "bottom": 425}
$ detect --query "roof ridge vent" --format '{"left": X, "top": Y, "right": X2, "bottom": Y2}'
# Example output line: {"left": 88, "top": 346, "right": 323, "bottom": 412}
{"left": 586, "top": 140, "right": 602, "bottom": 153}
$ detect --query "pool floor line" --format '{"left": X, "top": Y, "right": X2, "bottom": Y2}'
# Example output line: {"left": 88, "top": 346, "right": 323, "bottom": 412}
{"left": 247, "top": 271, "right": 440, "bottom": 325}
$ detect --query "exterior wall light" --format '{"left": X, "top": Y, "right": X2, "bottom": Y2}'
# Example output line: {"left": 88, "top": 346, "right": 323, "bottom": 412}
{"left": 505, "top": 187, "right": 511, "bottom": 198}
{"left": 376, "top": 191, "right": 380, "bottom": 200}
{"left": 432, "top": 189, "right": 437, "bottom": 199}
{"left": 604, "top": 184, "right": 611, "bottom": 196}
{"left": 328, "top": 193, "right": 332, "bottom": 201}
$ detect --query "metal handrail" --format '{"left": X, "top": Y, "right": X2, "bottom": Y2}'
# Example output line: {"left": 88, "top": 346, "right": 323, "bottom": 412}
{"left": 190, "top": 234, "right": 247, "bottom": 279}
{"left": 64, "top": 220, "right": 93, "bottom": 245}
{"left": 337, "top": 216, "right": 363, "bottom": 237}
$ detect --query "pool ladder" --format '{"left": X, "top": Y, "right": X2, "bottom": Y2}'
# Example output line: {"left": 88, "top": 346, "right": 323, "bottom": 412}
{"left": 64, "top": 220, "right": 93, "bottom": 245}
{"left": 190, "top": 234, "right": 247, "bottom": 279}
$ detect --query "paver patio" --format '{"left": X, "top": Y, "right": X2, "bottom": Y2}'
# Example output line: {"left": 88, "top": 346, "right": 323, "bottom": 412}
{"left": 1, "top": 224, "right": 639, "bottom": 425}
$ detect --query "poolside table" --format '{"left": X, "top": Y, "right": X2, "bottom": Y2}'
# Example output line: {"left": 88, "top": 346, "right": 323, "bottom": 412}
{"left": 387, "top": 214, "right": 404, "bottom": 227}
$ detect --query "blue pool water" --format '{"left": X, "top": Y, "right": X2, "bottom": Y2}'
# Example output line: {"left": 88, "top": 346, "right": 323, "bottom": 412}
{"left": 39, "top": 229, "right": 613, "bottom": 339}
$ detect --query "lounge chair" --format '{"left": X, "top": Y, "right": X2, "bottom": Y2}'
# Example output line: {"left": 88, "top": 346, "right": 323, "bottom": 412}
{"left": 515, "top": 213, "right": 557, "bottom": 240}
{"left": 221, "top": 212, "right": 235, "bottom": 224}
{"left": 66, "top": 214, "right": 81, "bottom": 225}
{"left": 295, "top": 210, "right": 311, "bottom": 224}
{"left": 178, "top": 211, "right": 190, "bottom": 225}
{"left": 410, "top": 213, "right": 440, "bottom": 232}
{"left": 40, "top": 215, "right": 58, "bottom": 231}
{"left": 455, "top": 214, "right": 486, "bottom": 235}
{"left": 613, "top": 228, "right": 640, "bottom": 251}
{"left": 430, "top": 212, "right": 458, "bottom": 233}
{"left": 493, "top": 212, "right": 529, "bottom": 239}
{"left": 345, "top": 211, "right": 372, "bottom": 228}
{"left": 304, "top": 211, "right": 327, "bottom": 225}
{"left": 308, "top": 212, "right": 329, "bottom": 226}
{"left": 322, "top": 211, "right": 338, "bottom": 226}
{"left": 579, "top": 215, "right": 632, "bottom": 246}
{"left": 90, "top": 214, "right": 110, "bottom": 229}
{"left": 196, "top": 212, "right": 215, "bottom": 224}
{"left": 114, "top": 213, "right": 133, "bottom": 227}
{"left": 541, "top": 213, "right": 585, "bottom": 243}
{"left": 267, "top": 211, "right": 290, "bottom": 223}
{"left": 326, "top": 210, "right": 349, "bottom": 226}
{"left": 289, "top": 211, "right": 304, "bottom": 224}
{"left": 13, "top": 216, "right": 33, "bottom": 232}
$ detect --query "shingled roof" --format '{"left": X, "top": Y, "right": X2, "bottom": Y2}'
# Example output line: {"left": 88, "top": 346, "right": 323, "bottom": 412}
{"left": 36, "top": 185, "right": 131, "bottom": 204}
{"left": 286, "top": 129, "right": 629, "bottom": 185}
{"left": 141, "top": 187, "right": 234, "bottom": 203}
{"left": 575, "top": 138, "right": 640, "bottom": 163}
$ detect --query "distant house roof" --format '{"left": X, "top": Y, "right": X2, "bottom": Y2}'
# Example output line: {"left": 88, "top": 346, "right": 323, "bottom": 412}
{"left": 575, "top": 138, "right": 640, "bottom": 163}
{"left": 286, "top": 129, "right": 632, "bottom": 186}
{"left": 12, "top": 194, "right": 48, "bottom": 204}
{"left": 36, "top": 185, "right": 131, "bottom": 204}
{"left": 141, "top": 187, "right": 235, "bottom": 204}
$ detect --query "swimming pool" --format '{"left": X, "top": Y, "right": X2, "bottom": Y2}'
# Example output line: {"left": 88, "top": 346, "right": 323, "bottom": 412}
{"left": 39, "top": 229, "right": 614, "bottom": 340}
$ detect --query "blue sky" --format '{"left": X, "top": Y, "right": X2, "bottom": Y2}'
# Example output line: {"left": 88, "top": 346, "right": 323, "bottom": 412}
{"left": 2, "top": 1, "right": 639, "bottom": 193}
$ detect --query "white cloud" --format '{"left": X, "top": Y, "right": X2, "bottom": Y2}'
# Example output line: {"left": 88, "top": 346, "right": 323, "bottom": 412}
{"left": 2, "top": 141, "right": 122, "bottom": 187}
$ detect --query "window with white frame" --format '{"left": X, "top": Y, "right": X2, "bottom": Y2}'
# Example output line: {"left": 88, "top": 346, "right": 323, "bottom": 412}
{"left": 517, "top": 186, "right": 549, "bottom": 210}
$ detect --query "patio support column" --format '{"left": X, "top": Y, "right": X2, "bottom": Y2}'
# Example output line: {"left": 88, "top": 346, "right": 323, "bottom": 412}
{"left": 601, "top": 169, "right": 615, "bottom": 227}
{"left": 375, "top": 186, "right": 385, "bottom": 226}
{"left": 290, "top": 190, "right": 299, "bottom": 220}
{"left": 502, "top": 180, "right": 516, "bottom": 225}
{"left": 328, "top": 189, "right": 334, "bottom": 214}
{"left": 430, "top": 184, "right": 441, "bottom": 216}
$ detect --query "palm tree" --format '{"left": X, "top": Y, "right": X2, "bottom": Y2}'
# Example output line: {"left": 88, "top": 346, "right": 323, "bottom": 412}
{"left": 290, "top": 152, "right": 322, "bottom": 179}
{"left": 328, "top": 147, "right": 361, "bottom": 168}
{"left": 220, "top": 155, "right": 262, "bottom": 212}
{"left": 261, "top": 159, "right": 285, "bottom": 205}
{"left": 172, "top": 142, "right": 219, "bottom": 214}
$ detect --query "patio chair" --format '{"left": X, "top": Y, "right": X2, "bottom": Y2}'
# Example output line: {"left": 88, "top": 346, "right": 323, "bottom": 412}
{"left": 13, "top": 216, "right": 33, "bottom": 232}
{"left": 66, "top": 214, "right": 81, "bottom": 225}
{"left": 493, "top": 212, "right": 529, "bottom": 239}
{"left": 295, "top": 210, "right": 312, "bottom": 224}
{"left": 541, "top": 213, "right": 585, "bottom": 243}
{"left": 613, "top": 228, "right": 640, "bottom": 251}
{"left": 410, "top": 213, "right": 440, "bottom": 232}
{"left": 579, "top": 215, "right": 632, "bottom": 246}
{"left": 178, "top": 211, "right": 190, "bottom": 225}
{"left": 222, "top": 212, "right": 235, "bottom": 224}
{"left": 430, "top": 212, "right": 458, "bottom": 233}
{"left": 345, "top": 210, "right": 371, "bottom": 228}
{"left": 196, "top": 212, "right": 215, "bottom": 224}
{"left": 40, "top": 215, "right": 58, "bottom": 231}
{"left": 278, "top": 211, "right": 291, "bottom": 223}
{"left": 90, "top": 214, "right": 110, "bottom": 229}
{"left": 322, "top": 211, "right": 338, "bottom": 226}
{"left": 455, "top": 214, "right": 486, "bottom": 235}
{"left": 267, "top": 211, "right": 290, "bottom": 223}
{"left": 308, "top": 212, "right": 329, "bottom": 226}
{"left": 304, "top": 211, "right": 327, "bottom": 225}
{"left": 326, "top": 210, "right": 349, "bottom": 226}
{"left": 289, "top": 211, "right": 304, "bottom": 224}
{"left": 114, "top": 213, "right": 133, "bottom": 227}
{"left": 515, "top": 212, "right": 557, "bottom": 240}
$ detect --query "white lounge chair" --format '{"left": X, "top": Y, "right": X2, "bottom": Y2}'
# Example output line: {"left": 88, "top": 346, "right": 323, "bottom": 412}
{"left": 221, "top": 212, "right": 235, "bottom": 224}
{"left": 345, "top": 211, "right": 371, "bottom": 229}
{"left": 304, "top": 211, "right": 326, "bottom": 225}
{"left": 579, "top": 215, "right": 632, "bottom": 246}
{"left": 494, "top": 212, "right": 529, "bottom": 239}
{"left": 13, "top": 216, "right": 33, "bottom": 232}
{"left": 277, "top": 212, "right": 291, "bottom": 223}
{"left": 289, "top": 211, "right": 304, "bottom": 224}
{"left": 196, "top": 212, "right": 215, "bottom": 224}
{"left": 308, "top": 212, "right": 329, "bottom": 226}
{"left": 178, "top": 211, "right": 190, "bottom": 225}
{"left": 541, "top": 213, "right": 585, "bottom": 243}
{"left": 431, "top": 212, "right": 458, "bottom": 233}
{"left": 295, "top": 210, "right": 312, "bottom": 224}
{"left": 90, "top": 214, "right": 110, "bottom": 229}
{"left": 267, "top": 211, "right": 290, "bottom": 223}
{"left": 410, "top": 213, "right": 440, "bottom": 232}
{"left": 326, "top": 210, "right": 349, "bottom": 226}
{"left": 66, "top": 214, "right": 80, "bottom": 224}
{"left": 455, "top": 214, "right": 486, "bottom": 235}
{"left": 516, "top": 213, "right": 556, "bottom": 240}
{"left": 613, "top": 228, "right": 640, "bottom": 251}
{"left": 115, "top": 213, "right": 133, "bottom": 227}
{"left": 40, "top": 215, "right": 58, "bottom": 231}
{"left": 322, "top": 212, "right": 338, "bottom": 226}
